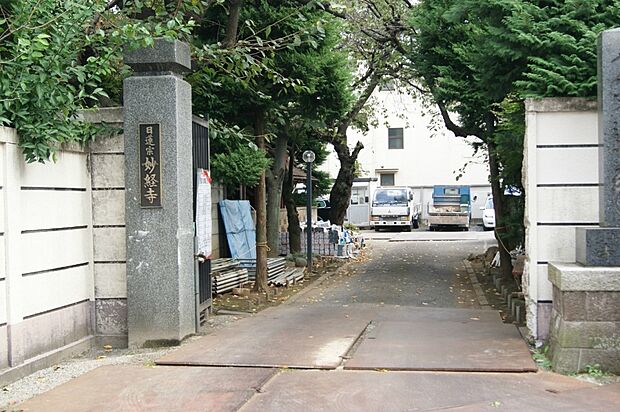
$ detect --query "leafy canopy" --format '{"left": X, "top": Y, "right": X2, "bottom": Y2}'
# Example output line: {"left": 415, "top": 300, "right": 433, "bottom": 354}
{"left": 191, "top": 0, "right": 352, "bottom": 189}
{"left": 408, "top": 0, "right": 620, "bottom": 248}
{"left": 0, "top": 0, "right": 197, "bottom": 162}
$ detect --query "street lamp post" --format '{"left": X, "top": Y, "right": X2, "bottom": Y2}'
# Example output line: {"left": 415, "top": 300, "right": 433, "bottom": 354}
{"left": 303, "top": 150, "right": 315, "bottom": 272}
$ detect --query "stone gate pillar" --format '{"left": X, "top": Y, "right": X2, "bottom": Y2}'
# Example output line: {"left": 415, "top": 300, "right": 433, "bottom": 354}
{"left": 123, "top": 39, "right": 195, "bottom": 347}
{"left": 548, "top": 28, "right": 620, "bottom": 373}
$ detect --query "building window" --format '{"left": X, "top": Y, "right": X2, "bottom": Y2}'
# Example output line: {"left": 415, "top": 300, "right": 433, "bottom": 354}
{"left": 350, "top": 187, "right": 368, "bottom": 205}
{"left": 380, "top": 173, "right": 395, "bottom": 186}
{"left": 388, "top": 128, "right": 404, "bottom": 149}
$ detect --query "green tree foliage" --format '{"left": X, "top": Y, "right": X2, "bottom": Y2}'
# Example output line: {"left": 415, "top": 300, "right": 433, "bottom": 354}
{"left": 0, "top": 0, "right": 198, "bottom": 163}
{"left": 409, "top": 0, "right": 620, "bottom": 275}
{"left": 211, "top": 143, "right": 272, "bottom": 189}
{"left": 1, "top": 0, "right": 114, "bottom": 162}
{"left": 514, "top": 1, "right": 620, "bottom": 97}
{"left": 321, "top": 0, "right": 415, "bottom": 225}
{"left": 190, "top": 0, "right": 353, "bottom": 195}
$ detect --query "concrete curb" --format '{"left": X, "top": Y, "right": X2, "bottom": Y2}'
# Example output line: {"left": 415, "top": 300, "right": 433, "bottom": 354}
{"left": 463, "top": 260, "right": 490, "bottom": 307}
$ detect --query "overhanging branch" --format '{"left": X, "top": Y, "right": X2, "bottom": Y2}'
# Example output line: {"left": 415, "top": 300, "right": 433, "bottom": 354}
{"left": 436, "top": 101, "right": 483, "bottom": 141}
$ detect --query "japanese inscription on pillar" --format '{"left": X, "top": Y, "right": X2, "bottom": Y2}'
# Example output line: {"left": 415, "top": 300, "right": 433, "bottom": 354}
{"left": 139, "top": 124, "right": 162, "bottom": 208}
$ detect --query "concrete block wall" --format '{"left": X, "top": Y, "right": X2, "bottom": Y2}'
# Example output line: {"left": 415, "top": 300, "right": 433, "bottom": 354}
{"left": 0, "top": 126, "right": 95, "bottom": 384}
{"left": 1, "top": 110, "right": 218, "bottom": 383}
{"left": 82, "top": 108, "right": 128, "bottom": 347}
{"left": 523, "top": 98, "right": 600, "bottom": 341}
{"left": 85, "top": 108, "right": 221, "bottom": 339}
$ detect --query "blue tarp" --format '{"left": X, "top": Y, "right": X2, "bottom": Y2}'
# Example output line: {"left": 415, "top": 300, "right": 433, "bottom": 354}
{"left": 219, "top": 200, "right": 256, "bottom": 260}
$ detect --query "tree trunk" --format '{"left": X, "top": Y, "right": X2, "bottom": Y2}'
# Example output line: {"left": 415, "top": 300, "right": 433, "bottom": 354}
{"left": 222, "top": 0, "right": 242, "bottom": 48}
{"left": 329, "top": 160, "right": 354, "bottom": 225}
{"left": 329, "top": 137, "right": 363, "bottom": 225}
{"left": 283, "top": 150, "right": 301, "bottom": 254}
{"left": 254, "top": 111, "right": 269, "bottom": 293}
{"left": 487, "top": 139, "right": 513, "bottom": 279}
{"left": 326, "top": 76, "right": 378, "bottom": 226}
{"left": 266, "top": 134, "right": 288, "bottom": 257}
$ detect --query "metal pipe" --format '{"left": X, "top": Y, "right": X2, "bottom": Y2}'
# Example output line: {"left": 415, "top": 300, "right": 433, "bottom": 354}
{"left": 306, "top": 161, "right": 312, "bottom": 272}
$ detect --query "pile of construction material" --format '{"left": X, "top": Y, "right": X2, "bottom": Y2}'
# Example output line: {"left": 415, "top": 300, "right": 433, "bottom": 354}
{"left": 280, "top": 230, "right": 339, "bottom": 256}
{"left": 212, "top": 257, "right": 306, "bottom": 296}
{"left": 211, "top": 259, "right": 249, "bottom": 295}
{"left": 237, "top": 257, "right": 286, "bottom": 283}
{"left": 271, "top": 267, "right": 304, "bottom": 287}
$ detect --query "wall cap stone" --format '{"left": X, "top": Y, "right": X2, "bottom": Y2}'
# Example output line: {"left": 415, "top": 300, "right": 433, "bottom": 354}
{"left": 0, "top": 126, "right": 18, "bottom": 144}
{"left": 525, "top": 97, "right": 597, "bottom": 113}
{"left": 0, "top": 125, "right": 86, "bottom": 153}
{"left": 79, "top": 107, "right": 123, "bottom": 124}
{"left": 549, "top": 262, "right": 620, "bottom": 291}
{"left": 124, "top": 39, "right": 191, "bottom": 74}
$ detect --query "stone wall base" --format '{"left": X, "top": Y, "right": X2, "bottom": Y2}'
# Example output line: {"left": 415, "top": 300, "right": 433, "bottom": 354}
{"left": 549, "top": 308, "right": 620, "bottom": 373}
{"left": 0, "top": 336, "right": 95, "bottom": 388}
{"left": 536, "top": 301, "right": 553, "bottom": 341}
{"left": 548, "top": 263, "right": 620, "bottom": 374}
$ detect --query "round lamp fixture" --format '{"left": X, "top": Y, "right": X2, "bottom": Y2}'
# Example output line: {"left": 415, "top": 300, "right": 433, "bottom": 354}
{"left": 302, "top": 150, "right": 316, "bottom": 163}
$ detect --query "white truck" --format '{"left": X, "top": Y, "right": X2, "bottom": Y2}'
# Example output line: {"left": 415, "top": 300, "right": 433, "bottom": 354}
{"left": 370, "top": 187, "right": 421, "bottom": 231}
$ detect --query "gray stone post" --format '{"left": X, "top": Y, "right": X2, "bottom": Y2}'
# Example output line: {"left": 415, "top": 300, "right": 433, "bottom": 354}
{"left": 123, "top": 39, "right": 195, "bottom": 347}
{"left": 548, "top": 28, "right": 620, "bottom": 374}
{"left": 576, "top": 28, "right": 620, "bottom": 266}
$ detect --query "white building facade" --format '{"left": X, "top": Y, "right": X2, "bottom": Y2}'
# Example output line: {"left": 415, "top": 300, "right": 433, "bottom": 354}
{"left": 321, "top": 89, "right": 491, "bottom": 225}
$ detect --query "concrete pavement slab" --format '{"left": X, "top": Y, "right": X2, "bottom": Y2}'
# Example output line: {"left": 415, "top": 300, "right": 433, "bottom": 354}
{"left": 443, "top": 382, "right": 620, "bottom": 411}
{"left": 17, "top": 365, "right": 275, "bottom": 412}
{"left": 352, "top": 304, "right": 501, "bottom": 323}
{"left": 345, "top": 318, "right": 537, "bottom": 372}
{"left": 157, "top": 304, "right": 531, "bottom": 372}
{"left": 389, "top": 232, "right": 490, "bottom": 242}
{"left": 156, "top": 304, "right": 369, "bottom": 369}
{"left": 241, "top": 370, "right": 595, "bottom": 412}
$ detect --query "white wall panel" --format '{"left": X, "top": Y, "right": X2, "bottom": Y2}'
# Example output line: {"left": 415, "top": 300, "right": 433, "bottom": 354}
{"left": 535, "top": 112, "right": 598, "bottom": 145}
{"left": 537, "top": 226, "right": 576, "bottom": 263}
{"left": 20, "top": 228, "right": 91, "bottom": 274}
{"left": 536, "top": 147, "right": 599, "bottom": 184}
{"left": 0, "top": 143, "right": 5, "bottom": 185}
{"left": 94, "top": 263, "right": 127, "bottom": 298}
{"left": 91, "top": 154, "right": 125, "bottom": 188}
{"left": 0, "top": 237, "right": 5, "bottom": 279}
{"left": 93, "top": 227, "right": 126, "bottom": 261}
{"left": 90, "top": 132, "right": 124, "bottom": 154}
{"left": 0, "top": 190, "right": 5, "bottom": 234}
{"left": 537, "top": 187, "right": 600, "bottom": 223}
{"left": 19, "top": 151, "right": 89, "bottom": 189}
{"left": 20, "top": 190, "right": 90, "bottom": 231}
{"left": 92, "top": 190, "right": 125, "bottom": 226}
{"left": 0, "top": 280, "right": 6, "bottom": 324}
{"left": 537, "top": 264, "right": 553, "bottom": 301}
{"left": 21, "top": 265, "right": 91, "bottom": 317}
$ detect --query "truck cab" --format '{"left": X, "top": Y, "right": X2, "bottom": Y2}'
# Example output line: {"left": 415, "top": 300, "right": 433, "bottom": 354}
{"left": 370, "top": 187, "right": 421, "bottom": 231}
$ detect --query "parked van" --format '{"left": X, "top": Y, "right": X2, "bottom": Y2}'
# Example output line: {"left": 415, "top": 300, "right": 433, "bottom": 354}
{"left": 481, "top": 194, "right": 495, "bottom": 230}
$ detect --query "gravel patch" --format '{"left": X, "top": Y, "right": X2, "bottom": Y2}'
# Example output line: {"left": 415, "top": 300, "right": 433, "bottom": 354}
{"left": 0, "top": 258, "right": 358, "bottom": 410}
{"left": 0, "top": 314, "right": 244, "bottom": 409}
